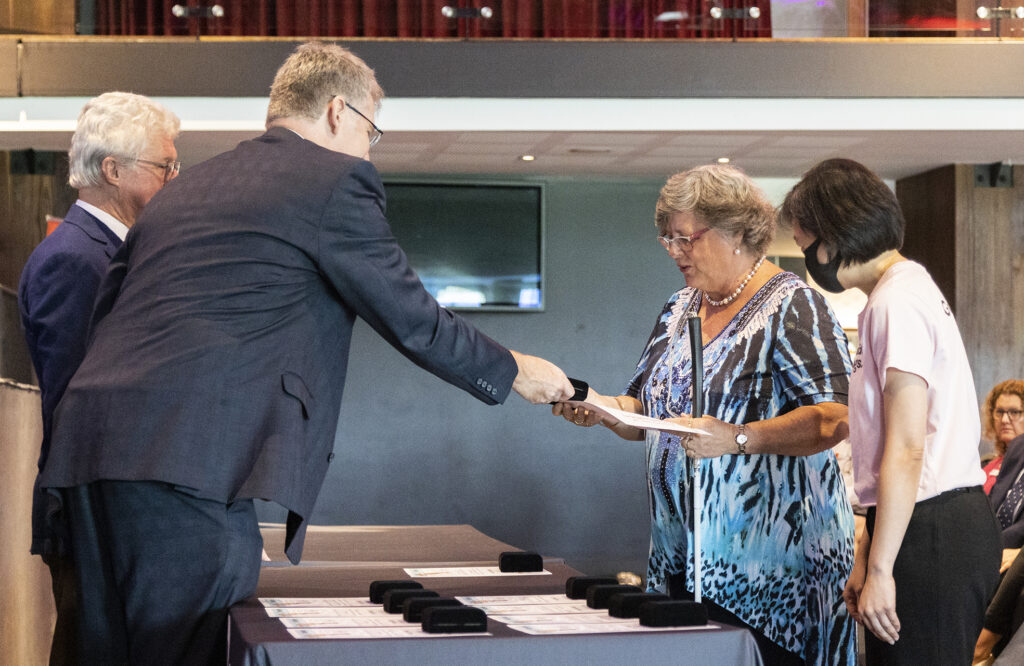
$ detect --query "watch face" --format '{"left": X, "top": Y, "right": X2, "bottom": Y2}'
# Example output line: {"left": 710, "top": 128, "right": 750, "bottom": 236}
{"left": 736, "top": 433, "right": 748, "bottom": 445}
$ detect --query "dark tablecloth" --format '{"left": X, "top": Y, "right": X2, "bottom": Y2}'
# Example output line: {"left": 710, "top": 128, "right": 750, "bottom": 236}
{"left": 230, "top": 525, "right": 763, "bottom": 666}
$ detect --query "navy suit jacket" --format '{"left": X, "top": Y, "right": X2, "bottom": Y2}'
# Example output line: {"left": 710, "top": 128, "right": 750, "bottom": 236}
{"left": 18, "top": 204, "right": 122, "bottom": 553}
{"left": 41, "top": 128, "right": 517, "bottom": 562}
{"left": 990, "top": 433, "right": 1024, "bottom": 548}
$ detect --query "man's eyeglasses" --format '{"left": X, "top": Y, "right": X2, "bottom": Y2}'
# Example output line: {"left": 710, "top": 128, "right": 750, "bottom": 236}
{"left": 658, "top": 227, "right": 711, "bottom": 252}
{"left": 135, "top": 158, "right": 181, "bottom": 183}
{"left": 995, "top": 408, "right": 1024, "bottom": 421}
{"left": 347, "top": 103, "right": 383, "bottom": 147}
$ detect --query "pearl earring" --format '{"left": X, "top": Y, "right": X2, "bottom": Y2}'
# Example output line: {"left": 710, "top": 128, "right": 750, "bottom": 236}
{"left": 734, "top": 248, "right": 740, "bottom": 255}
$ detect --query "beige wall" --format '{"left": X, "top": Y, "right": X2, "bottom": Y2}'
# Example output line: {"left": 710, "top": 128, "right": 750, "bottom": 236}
{"left": 0, "top": 380, "right": 53, "bottom": 666}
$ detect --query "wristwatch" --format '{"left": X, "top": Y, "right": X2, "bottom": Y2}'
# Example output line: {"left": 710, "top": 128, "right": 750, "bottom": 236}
{"left": 735, "top": 424, "right": 748, "bottom": 455}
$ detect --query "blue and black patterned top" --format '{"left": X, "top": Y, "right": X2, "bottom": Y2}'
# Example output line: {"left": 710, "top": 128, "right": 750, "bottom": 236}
{"left": 625, "top": 272, "right": 856, "bottom": 665}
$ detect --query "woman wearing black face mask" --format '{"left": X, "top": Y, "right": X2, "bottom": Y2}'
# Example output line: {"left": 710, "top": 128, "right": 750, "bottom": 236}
{"left": 781, "top": 158, "right": 1001, "bottom": 666}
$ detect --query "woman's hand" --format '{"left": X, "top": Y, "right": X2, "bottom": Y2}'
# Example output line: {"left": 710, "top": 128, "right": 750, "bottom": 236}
{"left": 844, "top": 526, "right": 870, "bottom": 625}
{"left": 552, "top": 389, "right": 622, "bottom": 428}
{"left": 551, "top": 402, "right": 604, "bottom": 427}
{"left": 668, "top": 415, "right": 741, "bottom": 458}
{"left": 858, "top": 570, "right": 900, "bottom": 645}
{"left": 1001, "top": 547, "right": 1020, "bottom": 574}
{"left": 553, "top": 391, "right": 645, "bottom": 441}
{"left": 973, "top": 628, "right": 1002, "bottom": 665}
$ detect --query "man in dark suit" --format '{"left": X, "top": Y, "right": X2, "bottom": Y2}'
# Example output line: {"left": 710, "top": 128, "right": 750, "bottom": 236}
{"left": 40, "top": 42, "right": 571, "bottom": 664}
{"left": 992, "top": 433, "right": 1024, "bottom": 549}
{"left": 17, "top": 91, "right": 180, "bottom": 665}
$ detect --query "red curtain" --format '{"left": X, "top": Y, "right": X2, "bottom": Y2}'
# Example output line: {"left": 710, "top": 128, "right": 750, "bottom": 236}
{"left": 95, "top": 1, "right": 772, "bottom": 38}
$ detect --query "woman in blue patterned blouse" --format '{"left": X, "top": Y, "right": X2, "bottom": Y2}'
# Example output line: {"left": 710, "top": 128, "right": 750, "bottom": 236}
{"left": 555, "top": 165, "right": 856, "bottom": 665}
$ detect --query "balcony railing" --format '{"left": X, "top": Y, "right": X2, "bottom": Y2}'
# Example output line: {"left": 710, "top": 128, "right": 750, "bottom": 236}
{"left": 7, "top": 1, "right": 1021, "bottom": 40}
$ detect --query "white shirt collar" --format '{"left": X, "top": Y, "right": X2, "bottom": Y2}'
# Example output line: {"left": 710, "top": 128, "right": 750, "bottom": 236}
{"left": 75, "top": 199, "right": 129, "bottom": 241}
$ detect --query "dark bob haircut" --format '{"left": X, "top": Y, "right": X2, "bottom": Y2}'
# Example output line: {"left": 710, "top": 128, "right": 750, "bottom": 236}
{"left": 779, "top": 158, "right": 904, "bottom": 266}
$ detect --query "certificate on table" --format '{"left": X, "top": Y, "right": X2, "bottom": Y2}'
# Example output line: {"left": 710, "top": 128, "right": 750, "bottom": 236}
{"left": 404, "top": 566, "right": 552, "bottom": 578}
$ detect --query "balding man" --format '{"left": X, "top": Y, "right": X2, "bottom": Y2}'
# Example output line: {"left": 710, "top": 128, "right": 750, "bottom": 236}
{"left": 18, "top": 91, "right": 180, "bottom": 665}
{"left": 40, "top": 43, "right": 570, "bottom": 663}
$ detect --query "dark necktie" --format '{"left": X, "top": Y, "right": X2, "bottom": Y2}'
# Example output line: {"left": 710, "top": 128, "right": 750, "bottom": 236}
{"left": 997, "top": 475, "right": 1024, "bottom": 530}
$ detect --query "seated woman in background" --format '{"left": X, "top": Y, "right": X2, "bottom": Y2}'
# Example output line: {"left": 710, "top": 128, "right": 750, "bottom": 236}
{"left": 982, "top": 380, "right": 1024, "bottom": 494}
{"left": 781, "top": 158, "right": 1001, "bottom": 666}
{"left": 556, "top": 164, "right": 856, "bottom": 665}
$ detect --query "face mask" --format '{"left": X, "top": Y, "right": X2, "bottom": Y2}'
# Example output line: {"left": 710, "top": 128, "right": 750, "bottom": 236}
{"left": 803, "top": 239, "right": 845, "bottom": 293}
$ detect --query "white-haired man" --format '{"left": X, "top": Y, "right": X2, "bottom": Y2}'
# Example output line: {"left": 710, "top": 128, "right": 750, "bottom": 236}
{"left": 40, "top": 43, "right": 570, "bottom": 663}
{"left": 18, "top": 91, "right": 179, "bottom": 665}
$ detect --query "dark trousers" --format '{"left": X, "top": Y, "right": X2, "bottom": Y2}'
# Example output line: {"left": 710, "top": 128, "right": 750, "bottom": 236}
{"left": 667, "top": 573, "right": 803, "bottom": 666}
{"left": 56, "top": 480, "right": 263, "bottom": 665}
{"left": 46, "top": 552, "right": 80, "bottom": 666}
{"left": 864, "top": 486, "right": 1001, "bottom": 666}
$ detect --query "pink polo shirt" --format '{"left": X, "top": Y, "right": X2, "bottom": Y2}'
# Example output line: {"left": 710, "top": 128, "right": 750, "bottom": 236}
{"left": 849, "top": 260, "right": 984, "bottom": 506}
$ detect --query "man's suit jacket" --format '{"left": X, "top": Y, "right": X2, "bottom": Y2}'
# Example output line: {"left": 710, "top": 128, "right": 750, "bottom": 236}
{"left": 18, "top": 204, "right": 122, "bottom": 553}
{"left": 990, "top": 433, "right": 1024, "bottom": 548}
{"left": 41, "top": 128, "right": 517, "bottom": 562}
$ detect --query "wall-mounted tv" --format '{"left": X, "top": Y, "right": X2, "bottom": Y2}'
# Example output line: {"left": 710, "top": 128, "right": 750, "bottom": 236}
{"left": 382, "top": 180, "right": 544, "bottom": 311}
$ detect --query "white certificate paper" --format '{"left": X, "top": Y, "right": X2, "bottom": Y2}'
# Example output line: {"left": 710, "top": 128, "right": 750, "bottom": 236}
{"left": 572, "top": 401, "right": 711, "bottom": 436}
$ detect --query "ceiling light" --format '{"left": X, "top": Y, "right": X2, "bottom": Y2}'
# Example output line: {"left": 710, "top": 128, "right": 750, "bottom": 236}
{"left": 717, "top": 157, "right": 730, "bottom": 164}
{"left": 519, "top": 154, "right": 535, "bottom": 162}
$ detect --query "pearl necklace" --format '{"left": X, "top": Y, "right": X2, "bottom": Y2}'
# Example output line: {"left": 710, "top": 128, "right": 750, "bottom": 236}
{"left": 704, "top": 255, "right": 766, "bottom": 307}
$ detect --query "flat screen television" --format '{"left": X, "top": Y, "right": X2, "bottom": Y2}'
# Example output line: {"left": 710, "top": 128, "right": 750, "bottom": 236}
{"left": 382, "top": 180, "right": 544, "bottom": 311}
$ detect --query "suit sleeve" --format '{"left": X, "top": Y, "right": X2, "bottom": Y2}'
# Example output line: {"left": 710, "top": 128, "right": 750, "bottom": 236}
{"left": 315, "top": 160, "right": 517, "bottom": 404}
{"left": 985, "top": 547, "right": 1024, "bottom": 633}
{"left": 1002, "top": 520, "right": 1024, "bottom": 549}
{"left": 20, "top": 249, "right": 105, "bottom": 418}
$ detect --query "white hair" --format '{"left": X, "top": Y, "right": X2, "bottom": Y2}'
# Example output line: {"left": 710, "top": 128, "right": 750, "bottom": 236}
{"left": 68, "top": 92, "right": 181, "bottom": 189}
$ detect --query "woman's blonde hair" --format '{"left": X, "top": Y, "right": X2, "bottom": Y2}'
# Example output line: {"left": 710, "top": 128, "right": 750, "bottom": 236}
{"left": 655, "top": 164, "right": 776, "bottom": 255}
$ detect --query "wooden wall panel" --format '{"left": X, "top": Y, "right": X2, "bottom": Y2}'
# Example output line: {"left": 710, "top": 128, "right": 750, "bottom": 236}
{"left": 955, "top": 164, "right": 1024, "bottom": 399}
{"left": 897, "top": 164, "right": 1024, "bottom": 403}
{"left": 0, "top": 151, "right": 74, "bottom": 291}
{"left": 0, "top": 0, "right": 75, "bottom": 34}
{"left": 897, "top": 165, "right": 957, "bottom": 311}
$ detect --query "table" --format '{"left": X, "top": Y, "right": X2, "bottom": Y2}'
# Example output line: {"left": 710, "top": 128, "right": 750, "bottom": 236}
{"left": 229, "top": 525, "right": 763, "bottom": 665}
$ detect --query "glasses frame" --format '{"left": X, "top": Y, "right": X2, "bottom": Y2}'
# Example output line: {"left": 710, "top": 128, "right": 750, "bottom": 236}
{"left": 658, "top": 226, "right": 712, "bottom": 252}
{"left": 995, "top": 408, "right": 1024, "bottom": 420}
{"left": 346, "top": 103, "right": 383, "bottom": 147}
{"left": 135, "top": 158, "right": 181, "bottom": 182}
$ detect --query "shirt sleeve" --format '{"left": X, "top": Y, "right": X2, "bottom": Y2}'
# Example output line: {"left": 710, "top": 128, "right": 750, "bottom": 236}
{"left": 771, "top": 287, "right": 852, "bottom": 413}
{"left": 863, "top": 290, "right": 935, "bottom": 388}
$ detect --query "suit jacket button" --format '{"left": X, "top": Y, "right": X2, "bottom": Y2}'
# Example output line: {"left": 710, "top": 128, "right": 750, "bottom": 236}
{"left": 327, "top": 452, "right": 335, "bottom": 462}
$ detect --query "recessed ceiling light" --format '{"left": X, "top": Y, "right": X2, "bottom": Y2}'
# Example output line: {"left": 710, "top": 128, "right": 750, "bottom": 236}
{"left": 520, "top": 155, "right": 536, "bottom": 162}
{"left": 717, "top": 157, "right": 730, "bottom": 164}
